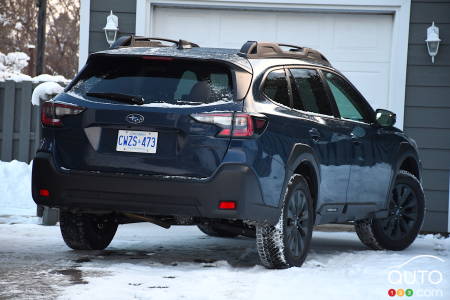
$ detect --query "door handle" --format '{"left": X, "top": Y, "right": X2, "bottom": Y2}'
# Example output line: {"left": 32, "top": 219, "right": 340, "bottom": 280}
{"left": 308, "top": 128, "right": 321, "bottom": 142}
{"left": 350, "top": 132, "right": 362, "bottom": 145}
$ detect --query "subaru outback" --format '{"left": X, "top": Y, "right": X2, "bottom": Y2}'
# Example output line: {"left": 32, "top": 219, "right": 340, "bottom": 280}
{"left": 32, "top": 37, "right": 425, "bottom": 269}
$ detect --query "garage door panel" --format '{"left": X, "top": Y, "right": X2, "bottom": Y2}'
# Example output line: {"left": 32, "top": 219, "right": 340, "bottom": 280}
{"left": 219, "top": 11, "right": 278, "bottom": 48}
{"left": 275, "top": 13, "right": 328, "bottom": 49}
{"left": 332, "top": 14, "right": 393, "bottom": 62}
{"left": 153, "top": 8, "right": 221, "bottom": 46}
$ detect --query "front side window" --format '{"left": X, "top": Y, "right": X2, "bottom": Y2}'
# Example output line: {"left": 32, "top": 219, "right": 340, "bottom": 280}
{"left": 323, "top": 71, "right": 372, "bottom": 122}
{"left": 262, "top": 69, "right": 291, "bottom": 107}
{"left": 69, "top": 56, "right": 234, "bottom": 105}
{"left": 289, "top": 68, "right": 332, "bottom": 116}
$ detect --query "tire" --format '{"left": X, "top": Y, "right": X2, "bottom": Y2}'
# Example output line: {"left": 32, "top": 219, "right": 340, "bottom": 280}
{"left": 355, "top": 170, "right": 425, "bottom": 251}
{"left": 197, "top": 223, "right": 241, "bottom": 238}
{"left": 59, "top": 211, "right": 118, "bottom": 250}
{"left": 256, "top": 174, "right": 314, "bottom": 269}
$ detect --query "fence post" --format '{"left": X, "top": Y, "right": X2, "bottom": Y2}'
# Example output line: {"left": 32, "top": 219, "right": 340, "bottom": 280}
{"left": 18, "top": 81, "right": 32, "bottom": 162}
{"left": 1, "top": 80, "right": 15, "bottom": 162}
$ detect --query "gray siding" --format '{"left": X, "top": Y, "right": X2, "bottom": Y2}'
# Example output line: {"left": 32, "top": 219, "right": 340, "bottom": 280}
{"left": 404, "top": 0, "right": 450, "bottom": 233}
{"left": 88, "top": 0, "right": 137, "bottom": 53}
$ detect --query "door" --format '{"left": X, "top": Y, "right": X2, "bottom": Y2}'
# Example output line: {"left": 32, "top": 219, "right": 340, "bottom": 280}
{"left": 286, "top": 67, "right": 353, "bottom": 212}
{"left": 322, "top": 71, "right": 392, "bottom": 214}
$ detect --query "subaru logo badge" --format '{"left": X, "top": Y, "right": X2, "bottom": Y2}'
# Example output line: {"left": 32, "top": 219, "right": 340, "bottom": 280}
{"left": 126, "top": 113, "right": 144, "bottom": 124}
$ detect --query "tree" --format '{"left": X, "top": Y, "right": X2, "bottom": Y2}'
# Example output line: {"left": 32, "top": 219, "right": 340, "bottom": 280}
{"left": 0, "top": 0, "right": 80, "bottom": 78}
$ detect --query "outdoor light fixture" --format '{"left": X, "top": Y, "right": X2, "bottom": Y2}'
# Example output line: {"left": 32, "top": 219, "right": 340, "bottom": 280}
{"left": 104, "top": 10, "right": 119, "bottom": 46}
{"left": 425, "top": 22, "right": 441, "bottom": 63}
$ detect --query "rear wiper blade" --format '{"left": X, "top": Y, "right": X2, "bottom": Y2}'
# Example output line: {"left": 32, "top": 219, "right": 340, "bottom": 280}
{"left": 86, "top": 92, "right": 145, "bottom": 105}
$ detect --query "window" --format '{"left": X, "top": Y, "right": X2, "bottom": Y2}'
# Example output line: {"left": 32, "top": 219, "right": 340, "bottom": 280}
{"left": 69, "top": 56, "right": 234, "bottom": 105}
{"left": 323, "top": 72, "right": 371, "bottom": 122}
{"left": 262, "top": 69, "right": 290, "bottom": 107}
{"left": 289, "top": 68, "right": 332, "bottom": 116}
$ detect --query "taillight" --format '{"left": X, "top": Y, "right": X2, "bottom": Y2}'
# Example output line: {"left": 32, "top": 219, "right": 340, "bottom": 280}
{"left": 41, "top": 101, "right": 85, "bottom": 127}
{"left": 190, "top": 112, "right": 267, "bottom": 137}
{"left": 142, "top": 56, "right": 174, "bottom": 61}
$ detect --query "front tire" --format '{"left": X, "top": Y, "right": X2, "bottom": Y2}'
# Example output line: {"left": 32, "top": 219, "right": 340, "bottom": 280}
{"left": 355, "top": 170, "right": 425, "bottom": 251}
{"left": 256, "top": 174, "right": 314, "bottom": 269}
{"left": 60, "top": 211, "right": 118, "bottom": 250}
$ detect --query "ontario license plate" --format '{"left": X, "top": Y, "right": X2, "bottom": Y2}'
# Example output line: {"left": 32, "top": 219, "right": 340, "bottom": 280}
{"left": 116, "top": 130, "right": 158, "bottom": 154}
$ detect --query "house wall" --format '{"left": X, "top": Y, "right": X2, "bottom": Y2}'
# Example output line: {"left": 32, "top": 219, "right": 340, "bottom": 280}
{"left": 404, "top": 0, "right": 450, "bottom": 233}
{"left": 89, "top": 0, "right": 137, "bottom": 53}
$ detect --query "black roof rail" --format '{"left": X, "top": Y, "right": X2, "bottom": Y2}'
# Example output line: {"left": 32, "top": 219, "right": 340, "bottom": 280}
{"left": 238, "top": 41, "right": 330, "bottom": 65}
{"left": 110, "top": 35, "right": 199, "bottom": 50}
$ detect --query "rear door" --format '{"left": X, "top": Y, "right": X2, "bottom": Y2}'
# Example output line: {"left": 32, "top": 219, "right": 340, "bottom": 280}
{"left": 287, "top": 67, "right": 353, "bottom": 210}
{"left": 56, "top": 55, "right": 248, "bottom": 178}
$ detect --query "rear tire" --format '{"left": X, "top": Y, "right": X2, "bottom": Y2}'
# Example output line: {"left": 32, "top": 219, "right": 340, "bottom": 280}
{"left": 197, "top": 223, "right": 241, "bottom": 238}
{"left": 60, "top": 211, "right": 118, "bottom": 250}
{"left": 355, "top": 170, "right": 425, "bottom": 251}
{"left": 256, "top": 174, "right": 314, "bottom": 269}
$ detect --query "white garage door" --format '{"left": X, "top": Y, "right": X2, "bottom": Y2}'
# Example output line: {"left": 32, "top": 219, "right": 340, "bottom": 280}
{"left": 152, "top": 7, "right": 393, "bottom": 110}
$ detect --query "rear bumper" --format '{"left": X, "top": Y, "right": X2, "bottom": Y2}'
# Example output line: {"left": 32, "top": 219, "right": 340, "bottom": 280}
{"left": 32, "top": 152, "right": 279, "bottom": 224}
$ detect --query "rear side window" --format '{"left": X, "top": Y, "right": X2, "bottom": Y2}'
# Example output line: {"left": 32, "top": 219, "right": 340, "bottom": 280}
{"left": 69, "top": 56, "right": 234, "bottom": 105}
{"left": 289, "top": 68, "right": 332, "bottom": 116}
{"left": 262, "top": 69, "right": 290, "bottom": 107}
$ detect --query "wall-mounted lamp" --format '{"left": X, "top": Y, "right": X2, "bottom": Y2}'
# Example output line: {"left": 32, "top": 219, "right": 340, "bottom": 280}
{"left": 425, "top": 22, "right": 441, "bottom": 64}
{"left": 104, "top": 11, "right": 119, "bottom": 47}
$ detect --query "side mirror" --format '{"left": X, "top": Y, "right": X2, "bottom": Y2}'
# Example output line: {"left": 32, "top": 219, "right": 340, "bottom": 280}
{"left": 375, "top": 109, "right": 396, "bottom": 127}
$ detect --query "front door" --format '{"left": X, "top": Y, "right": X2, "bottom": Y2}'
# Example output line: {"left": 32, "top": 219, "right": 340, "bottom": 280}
{"left": 322, "top": 71, "right": 392, "bottom": 218}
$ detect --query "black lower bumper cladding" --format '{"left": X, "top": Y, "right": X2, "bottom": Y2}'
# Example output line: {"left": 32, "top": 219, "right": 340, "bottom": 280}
{"left": 32, "top": 152, "right": 279, "bottom": 224}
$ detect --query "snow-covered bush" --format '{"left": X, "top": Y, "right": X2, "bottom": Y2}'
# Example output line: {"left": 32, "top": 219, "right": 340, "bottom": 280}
{"left": 0, "top": 51, "right": 31, "bottom": 81}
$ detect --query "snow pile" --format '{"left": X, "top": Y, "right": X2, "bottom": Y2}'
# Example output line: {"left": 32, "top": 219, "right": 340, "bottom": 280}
{"left": 31, "top": 81, "right": 64, "bottom": 106}
{"left": 0, "top": 160, "right": 35, "bottom": 218}
{"left": 0, "top": 51, "right": 31, "bottom": 81}
{"left": 0, "top": 51, "right": 69, "bottom": 83}
{"left": 33, "top": 74, "right": 69, "bottom": 83}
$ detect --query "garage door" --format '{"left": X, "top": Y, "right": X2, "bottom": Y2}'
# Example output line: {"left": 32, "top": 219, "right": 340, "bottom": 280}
{"left": 152, "top": 7, "right": 393, "bottom": 111}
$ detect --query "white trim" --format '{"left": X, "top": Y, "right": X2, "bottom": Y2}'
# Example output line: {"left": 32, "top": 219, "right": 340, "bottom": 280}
{"left": 136, "top": 0, "right": 411, "bottom": 129}
{"left": 78, "top": 0, "right": 91, "bottom": 71}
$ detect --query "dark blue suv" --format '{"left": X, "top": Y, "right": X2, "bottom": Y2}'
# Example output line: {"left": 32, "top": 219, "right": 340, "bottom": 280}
{"left": 32, "top": 37, "right": 425, "bottom": 269}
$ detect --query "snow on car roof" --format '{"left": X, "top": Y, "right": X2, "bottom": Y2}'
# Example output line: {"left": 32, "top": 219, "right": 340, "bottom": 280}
{"left": 94, "top": 47, "right": 253, "bottom": 73}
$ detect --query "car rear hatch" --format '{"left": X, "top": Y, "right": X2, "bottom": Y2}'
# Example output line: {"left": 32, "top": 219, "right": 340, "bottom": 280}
{"left": 48, "top": 54, "right": 252, "bottom": 178}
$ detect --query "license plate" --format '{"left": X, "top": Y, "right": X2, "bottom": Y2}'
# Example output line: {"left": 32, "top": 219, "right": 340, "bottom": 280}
{"left": 116, "top": 130, "right": 158, "bottom": 153}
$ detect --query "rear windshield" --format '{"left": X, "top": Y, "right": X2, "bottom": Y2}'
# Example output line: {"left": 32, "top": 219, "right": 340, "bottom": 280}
{"left": 69, "top": 56, "right": 235, "bottom": 105}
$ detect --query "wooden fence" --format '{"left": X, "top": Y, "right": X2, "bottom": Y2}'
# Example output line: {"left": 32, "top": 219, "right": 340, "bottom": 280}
{"left": 0, "top": 80, "right": 50, "bottom": 163}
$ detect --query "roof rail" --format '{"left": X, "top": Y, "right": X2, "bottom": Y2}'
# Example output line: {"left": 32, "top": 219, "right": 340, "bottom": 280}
{"left": 238, "top": 41, "right": 330, "bottom": 65}
{"left": 110, "top": 35, "right": 199, "bottom": 50}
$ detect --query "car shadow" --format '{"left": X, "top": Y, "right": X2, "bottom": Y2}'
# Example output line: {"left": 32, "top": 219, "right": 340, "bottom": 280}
{"left": 70, "top": 229, "right": 368, "bottom": 269}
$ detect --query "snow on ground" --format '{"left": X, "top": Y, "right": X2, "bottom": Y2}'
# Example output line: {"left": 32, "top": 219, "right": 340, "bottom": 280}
{"left": 0, "top": 160, "right": 38, "bottom": 224}
{"left": 0, "top": 161, "right": 448, "bottom": 299}
{"left": 0, "top": 222, "right": 448, "bottom": 300}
